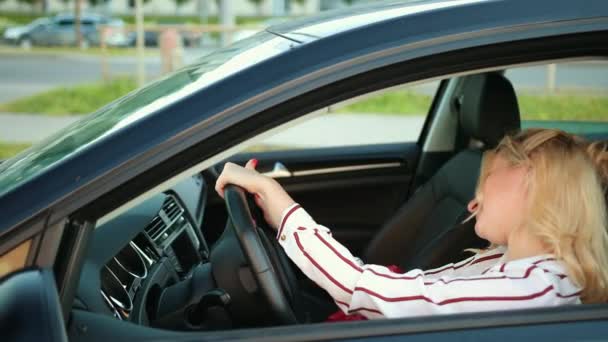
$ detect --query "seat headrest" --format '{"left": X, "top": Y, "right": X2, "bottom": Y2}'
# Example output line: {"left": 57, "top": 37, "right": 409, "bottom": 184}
{"left": 459, "top": 73, "right": 521, "bottom": 147}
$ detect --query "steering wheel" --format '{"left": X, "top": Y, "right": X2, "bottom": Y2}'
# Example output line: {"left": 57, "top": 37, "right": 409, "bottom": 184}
{"left": 222, "top": 184, "right": 298, "bottom": 324}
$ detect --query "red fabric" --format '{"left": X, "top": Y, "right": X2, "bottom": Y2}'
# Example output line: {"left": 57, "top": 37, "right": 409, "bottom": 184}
{"left": 387, "top": 265, "right": 404, "bottom": 273}
{"left": 325, "top": 264, "right": 404, "bottom": 322}
{"left": 325, "top": 310, "right": 367, "bottom": 321}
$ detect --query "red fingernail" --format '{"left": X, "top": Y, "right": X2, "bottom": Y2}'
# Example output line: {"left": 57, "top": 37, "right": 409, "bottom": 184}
{"left": 251, "top": 159, "right": 258, "bottom": 168}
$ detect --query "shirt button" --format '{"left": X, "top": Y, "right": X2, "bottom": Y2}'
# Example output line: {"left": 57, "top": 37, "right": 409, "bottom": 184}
{"left": 280, "top": 234, "right": 286, "bottom": 241}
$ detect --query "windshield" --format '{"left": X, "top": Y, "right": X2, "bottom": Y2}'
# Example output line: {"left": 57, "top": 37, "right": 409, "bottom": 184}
{"left": 0, "top": 30, "right": 295, "bottom": 197}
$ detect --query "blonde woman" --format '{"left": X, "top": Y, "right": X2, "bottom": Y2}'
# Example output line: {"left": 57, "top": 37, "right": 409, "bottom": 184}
{"left": 215, "top": 129, "right": 608, "bottom": 318}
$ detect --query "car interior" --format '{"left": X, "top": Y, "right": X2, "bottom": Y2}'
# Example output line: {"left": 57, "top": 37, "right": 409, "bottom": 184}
{"left": 61, "top": 55, "right": 608, "bottom": 339}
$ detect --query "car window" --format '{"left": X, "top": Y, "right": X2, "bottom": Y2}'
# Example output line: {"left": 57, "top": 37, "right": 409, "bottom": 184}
{"left": 504, "top": 61, "right": 608, "bottom": 135}
{"left": 57, "top": 19, "right": 74, "bottom": 26}
{"left": 0, "top": 30, "right": 293, "bottom": 198}
{"left": 250, "top": 80, "right": 440, "bottom": 151}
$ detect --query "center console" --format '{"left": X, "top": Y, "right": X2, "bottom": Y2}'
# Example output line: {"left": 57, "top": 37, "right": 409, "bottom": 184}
{"left": 97, "top": 193, "right": 215, "bottom": 328}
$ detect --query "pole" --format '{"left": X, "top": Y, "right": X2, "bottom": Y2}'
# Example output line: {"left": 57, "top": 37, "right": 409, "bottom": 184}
{"left": 135, "top": 0, "right": 146, "bottom": 87}
{"left": 75, "top": 0, "right": 82, "bottom": 48}
{"left": 547, "top": 63, "right": 556, "bottom": 93}
{"left": 199, "top": 0, "right": 208, "bottom": 26}
{"left": 199, "top": 0, "right": 208, "bottom": 46}
{"left": 219, "top": 0, "right": 234, "bottom": 47}
{"left": 100, "top": 26, "right": 110, "bottom": 81}
{"left": 273, "top": 0, "right": 286, "bottom": 16}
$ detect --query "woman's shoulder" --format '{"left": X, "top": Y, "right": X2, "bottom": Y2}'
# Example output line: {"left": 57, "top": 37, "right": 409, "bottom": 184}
{"left": 488, "top": 255, "right": 577, "bottom": 289}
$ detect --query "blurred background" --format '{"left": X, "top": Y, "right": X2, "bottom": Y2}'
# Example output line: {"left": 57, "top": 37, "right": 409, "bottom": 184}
{"left": 0, "top": 0, "right": 607, "bottom": 159}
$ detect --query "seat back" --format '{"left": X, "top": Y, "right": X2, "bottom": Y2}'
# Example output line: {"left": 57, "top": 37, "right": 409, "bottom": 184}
{"left": 364, "top": 73, "right": 520, "bottom": 270}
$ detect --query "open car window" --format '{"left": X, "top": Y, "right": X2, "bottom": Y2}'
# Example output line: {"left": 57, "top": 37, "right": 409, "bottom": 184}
{"left": 247, "top": 80, "right": 440, "bottom": 151}
{"left": 81, "top": 58, "right": 608, "bottom": 339}
{"left": 505, "top": 61, "right": 608, "bottom": 136}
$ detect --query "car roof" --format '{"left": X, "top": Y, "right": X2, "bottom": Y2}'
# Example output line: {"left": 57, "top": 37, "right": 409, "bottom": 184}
{"left": 53, "top": 12, "right": 108, "bottom": 22}
{"left": 267, "top": 0, "right": 484, "bottom": 42}
{"left": 0, "top": 0, "right": 607, "bottom": 235}
{"left": 266, "top": 0, "right": 607, "bottom": 42}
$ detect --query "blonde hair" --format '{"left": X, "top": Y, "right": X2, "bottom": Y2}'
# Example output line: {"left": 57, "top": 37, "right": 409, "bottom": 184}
{"left": 474, "top": 129, "right": 608, "bottom": 303}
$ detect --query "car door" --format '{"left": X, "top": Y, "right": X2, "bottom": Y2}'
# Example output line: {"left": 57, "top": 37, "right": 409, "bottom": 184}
{"left": 204, "top": 80, "right": 445, "bottom": 256}
{"left": 29, "top": 21, "right": 53, "bottom": 45}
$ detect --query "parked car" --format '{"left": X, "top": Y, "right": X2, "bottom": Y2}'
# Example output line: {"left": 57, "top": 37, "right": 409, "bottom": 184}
{"left": 2, "top": 16, "right": 51, "bottom": 48}
{"left": 2, "top": 0, "right": 608, "bottom": 341}
{"left": 127, "top": 30, "right": 161, "bottom": 47}
{"left": 126, "top": 25, "right": 200, "bottom": 48}
{"left": 25, "top": 13, "right": 129, "bottom": 48}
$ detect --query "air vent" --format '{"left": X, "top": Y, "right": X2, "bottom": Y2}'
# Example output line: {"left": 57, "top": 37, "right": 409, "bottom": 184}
{"left": 144, "top": 195, "right": 185, "bottom": 243}
{"left": 145, "top": 216, "right": 166, "bottom": 242}
{"left": 162, "top": 196, "right": 182, "bottom": 222}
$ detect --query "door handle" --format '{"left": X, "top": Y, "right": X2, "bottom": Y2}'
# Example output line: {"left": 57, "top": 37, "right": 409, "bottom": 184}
{"left": 262, "top": 162, "right": 292, "bottom": 178}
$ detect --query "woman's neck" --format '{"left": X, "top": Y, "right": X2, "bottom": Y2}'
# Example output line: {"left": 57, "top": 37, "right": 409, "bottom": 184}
{"left": 505, "top": 229, "right": 550, "bottom": 261}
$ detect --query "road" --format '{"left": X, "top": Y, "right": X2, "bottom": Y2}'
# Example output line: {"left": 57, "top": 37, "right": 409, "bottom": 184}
{"left": 1, "top": 50, "right": 607, "bottom": 146}
{"left": 0, "top": 112, "right": 80, "bottom": 143}
{"left": 0, "top": 48, "right": 211, "bottom": 103}
{"left": 0, "top": 112, "right": 425, "bottom": 147}
{"left": 1, "top": 50, "right": 608, "bottom": 103}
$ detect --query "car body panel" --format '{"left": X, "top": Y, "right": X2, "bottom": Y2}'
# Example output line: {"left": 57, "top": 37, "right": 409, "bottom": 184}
{"left": 2, "top": 17, "right": 51, "bottom": 43}
{"left": 26, "top": 13, "right": 126, "bottom": 47}
{"left": 2, "top": 0, "right": 608, "bottom": 340}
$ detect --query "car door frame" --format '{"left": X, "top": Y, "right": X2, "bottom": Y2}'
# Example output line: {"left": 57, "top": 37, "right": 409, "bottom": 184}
{"left": 2, "top": 22, "right": 608, "bottom": 342}
{"left": 69, "top": 32, "right": 608, "bottom": 340}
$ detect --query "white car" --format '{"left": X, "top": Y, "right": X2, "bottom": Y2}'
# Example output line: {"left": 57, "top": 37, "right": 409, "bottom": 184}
{"left": 3, "top": 17, "right": 51, "bottom": 48}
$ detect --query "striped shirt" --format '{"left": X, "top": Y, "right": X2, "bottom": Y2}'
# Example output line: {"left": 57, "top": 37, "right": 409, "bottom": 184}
{"left": 276, "top": 203, "right": 582, "bottom": 319}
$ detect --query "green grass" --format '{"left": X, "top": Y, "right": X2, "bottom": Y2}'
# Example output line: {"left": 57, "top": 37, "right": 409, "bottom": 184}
{"left": 0, "top": 45, "right": 157, "bottom": 57}
{"left": 518, "top": 93, "right": 608, "bottom": 121}
{"left": 118, "top": 14, "right": 270, "bottom": 26}
{"left": 0, "top": 77, "right": 137, "bottom": 116}
{"left": 0, "top": 142, "right": 31, "bottom": 159}
{"left": 2, "top": 79, "right": 607, "bottom": 120}
{"left": 337, "top": 90, "right": 433, "bottom": 115}
{"left": 0, "top": 11, "right": 40, "bottom": 26}
{"left": 338, "top": 90, "right": 608, "bottom": 121}
{"left": 0, "top": 11, "right": 269, "bottom": 27}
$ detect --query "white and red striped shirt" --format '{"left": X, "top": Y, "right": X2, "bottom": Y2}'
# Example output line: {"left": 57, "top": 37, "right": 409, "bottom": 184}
{"left": 276, "top": 203, "right": 582, "bottom": 319}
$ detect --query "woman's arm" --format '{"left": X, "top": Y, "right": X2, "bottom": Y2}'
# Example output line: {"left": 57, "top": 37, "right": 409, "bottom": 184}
{"left": 216, "top": 162, "right": 579, "bottom": 319}
{"left": 215, "top": 160, "right": 295, "bottom": 229}
{"left": 277, "top": 204, "right": 580, "bottom": 319}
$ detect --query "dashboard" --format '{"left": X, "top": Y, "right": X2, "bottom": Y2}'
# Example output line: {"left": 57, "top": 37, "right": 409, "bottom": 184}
{"left": 76, "top": 174, "right": 218, "bottom": 329}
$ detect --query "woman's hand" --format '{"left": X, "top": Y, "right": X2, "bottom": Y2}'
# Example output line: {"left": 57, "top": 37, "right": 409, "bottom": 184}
{"left": 215, "top": 159, "right": 295, "bottom": 230}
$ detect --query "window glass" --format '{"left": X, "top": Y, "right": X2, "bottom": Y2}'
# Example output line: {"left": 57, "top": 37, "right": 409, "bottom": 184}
{"left": 57, "top": 19, "right": 74, "bottom": 26}
{"left": 250, "top": 81, "right": 440, "bottom": 151}
{"left": 504, "top": 61, "right": 608, "bottom": 135}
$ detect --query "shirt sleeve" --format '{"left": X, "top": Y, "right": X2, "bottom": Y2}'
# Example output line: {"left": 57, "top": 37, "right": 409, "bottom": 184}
{"left": 276, "top": 204, "right": 581, "bottom": 319}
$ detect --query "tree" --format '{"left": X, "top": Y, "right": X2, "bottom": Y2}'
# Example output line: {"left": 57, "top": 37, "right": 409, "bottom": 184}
{"left": 174, "top": 0, "right": 192, "bottom": 14}
{"left": 16, "top": 0, "right": 41, "bottom": 12}
{"left": 291, "top": 0, "right": 306, "bottom": 13}
{"left": 88, "top": 0, "right": 105, "bottom": 6}
{"left": 127, "top": 0, "right": 152, "bottom": 8}
{"left": 248, "top": 0, "right": 264, "bottom": 16}
{"left": 59, "top": 0, "right": 70, "bottom": 11}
